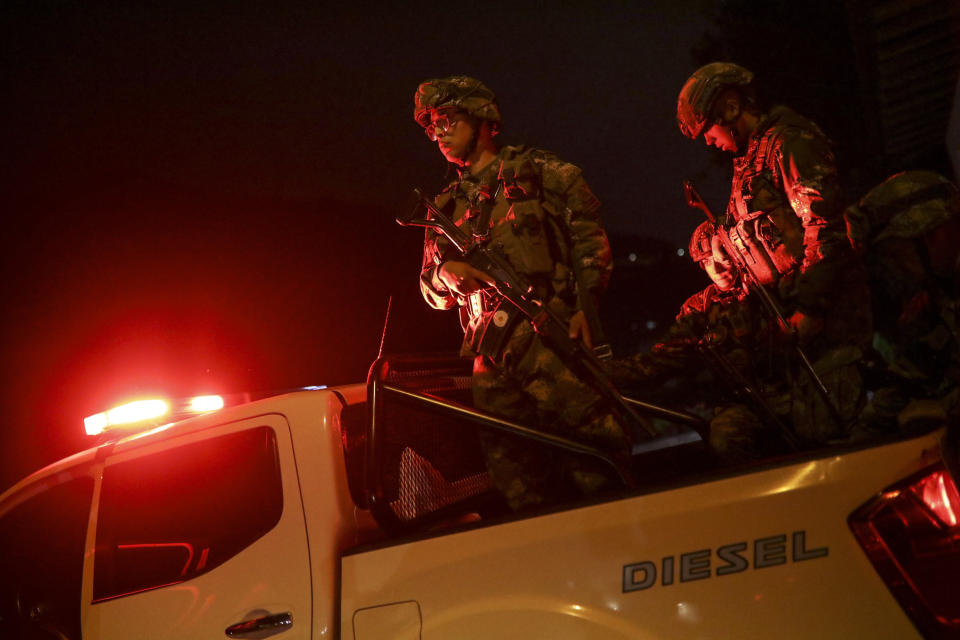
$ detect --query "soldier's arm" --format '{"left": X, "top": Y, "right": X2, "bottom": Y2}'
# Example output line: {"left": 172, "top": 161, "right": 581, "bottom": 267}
{"left": 775, "top": 129, "right": 850, "bottom": 315}
{"left": 604, "top": 310, "right": 706, "bottom": 390}
{"left": 419, "top": 230, "right": 459, "bottom": 311}
{"left": 540, "top": 155, "right": 613, "bottom": 296}
{"left": 676, "top": 287, "right": 711, "bottom": 320}
{"left": 776, "top": 128, "right": 848, "bottom": 266}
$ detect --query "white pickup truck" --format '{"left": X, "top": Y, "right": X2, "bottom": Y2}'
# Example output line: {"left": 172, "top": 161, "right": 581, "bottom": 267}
{"left": 1, "top": 353, "right": 957, "bottom": 639}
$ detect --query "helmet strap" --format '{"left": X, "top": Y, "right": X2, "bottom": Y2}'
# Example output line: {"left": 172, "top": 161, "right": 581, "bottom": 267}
{"left": 463, "top": 117, "right": 483, "bottom": 158}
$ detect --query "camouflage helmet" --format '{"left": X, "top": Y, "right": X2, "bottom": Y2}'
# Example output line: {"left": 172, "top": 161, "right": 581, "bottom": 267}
{"left": 677, "top": 62, "right": 754, "bottom": 139}
{"left": 688, "top": 221, "right": 714, "bottom": 263}
{"left": 414, "top": 76, "right": 501, "bottom": 133}
{"left": 845, "top": 170, "right": 960, "bottom": 251}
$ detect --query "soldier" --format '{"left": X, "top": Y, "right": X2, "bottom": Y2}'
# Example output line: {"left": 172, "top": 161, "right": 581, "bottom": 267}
{"left": 607, "top": 223, "right": 748, "bottom": 393}
{"left": 677, "top": 221, "right": 741, "bottom": 318}
{"left": 607, "top": 223, "right": 781, "bottom": 463}
{"left": 606, "top": 223, "right": 741, "bottom": 392}
{"left": 676, "top": 62, "right": 872, "bottom": 443}
{"left": 413, "top": 76, "right": 631, "bottom": 511}
{"left": 845, "top": 170, "right": 960, "bottom": 434}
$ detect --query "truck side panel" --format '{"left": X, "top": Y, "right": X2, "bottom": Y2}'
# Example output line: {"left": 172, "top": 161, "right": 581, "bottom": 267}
{"left": 341, "top": 434, "right": 937, "bottom": 639}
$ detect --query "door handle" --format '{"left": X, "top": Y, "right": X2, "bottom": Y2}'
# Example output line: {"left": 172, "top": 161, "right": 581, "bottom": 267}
{"left": 225, "top": 611, "right": 293, "bottom": 637}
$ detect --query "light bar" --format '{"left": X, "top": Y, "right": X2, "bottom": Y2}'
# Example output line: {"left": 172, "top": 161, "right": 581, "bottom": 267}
{"left": 85, "top": 393, "right": 232, "bottom": 437}
{"left": 85, "top": 399, "right": 170, "bottom": 436}
{"left": 108, "top": 399, "right": 169, "bottom": 424}
{"left": 84, "top": 412, "right": 109, "bottom": 436}
{"left": 189, "top": 395, "right": 224, "bottom": 412}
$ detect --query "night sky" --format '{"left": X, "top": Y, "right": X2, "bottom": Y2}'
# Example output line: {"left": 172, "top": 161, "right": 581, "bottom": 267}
{"left": 0, "top": 2, "right": 879, "bottom": 490}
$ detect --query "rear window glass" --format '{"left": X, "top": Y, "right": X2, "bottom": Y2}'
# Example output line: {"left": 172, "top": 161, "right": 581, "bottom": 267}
{"left": 94, "top": 426, "right": 283, "bottom": 601}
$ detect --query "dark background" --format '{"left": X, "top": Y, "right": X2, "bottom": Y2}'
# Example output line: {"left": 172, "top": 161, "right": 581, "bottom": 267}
{"left": 2, "top": 1, "right": 956, "bottom": 491}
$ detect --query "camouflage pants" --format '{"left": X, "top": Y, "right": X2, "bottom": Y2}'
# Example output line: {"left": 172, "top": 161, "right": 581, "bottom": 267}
{"left": 472, "top": 320, "right": 632, "bottom": 511}
{"left": 709, "top": 404, "right": 767, "bottom": 465}
{"left": 709, "top": 346, "right": 866, "bottom": 461}
{"left": 789, "top": 345, "right": 865, "bottom": 443}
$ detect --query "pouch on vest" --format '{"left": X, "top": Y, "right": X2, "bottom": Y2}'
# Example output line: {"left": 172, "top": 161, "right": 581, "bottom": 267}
{"left": 728, "top": 219, "right": 781, "bottom": 286}
{"left": 496, "top": 159, "right": 555, "bottom": 276}
{"left": 470, "top": 297, "right": 523, "bottom": 360}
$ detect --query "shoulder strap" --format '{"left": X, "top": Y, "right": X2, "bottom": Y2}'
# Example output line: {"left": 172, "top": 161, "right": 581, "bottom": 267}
{"left": 754, "top": 126, "right": 781, "bottom": 176}
{"left": 470, "top": 162, "right": 503, "bottom": 243}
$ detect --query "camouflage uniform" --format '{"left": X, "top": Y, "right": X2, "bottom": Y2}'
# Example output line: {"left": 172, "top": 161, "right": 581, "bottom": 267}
{"left": 611, "top": 276, "right": 790, "bottom": 462}
{"left": 726, "top": 107, "right": 873, "bottom": 441}
{"left": 607, "top": 222, "right": 785, "bottom": 463}
{"left": 678, "top": 65, "right": 873, "bottom": 443}
{"left": 725, "top": 107, "right": 869, "bottom": 342}
{"left": 416, "top": 92, "right": 629, "bottom": 509}
{"left": 607, "top": 284, "right": 752, "bottom": 391}
{"left": 844, "top": 171, "right": 960, "bottom": 434}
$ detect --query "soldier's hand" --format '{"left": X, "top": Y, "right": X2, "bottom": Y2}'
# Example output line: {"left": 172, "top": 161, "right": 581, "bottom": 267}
{"left": 438, "top": 261, "right": 494, "bottom": 296}
{"left": 568, "top": 310, "right": 594, "bottom": 349}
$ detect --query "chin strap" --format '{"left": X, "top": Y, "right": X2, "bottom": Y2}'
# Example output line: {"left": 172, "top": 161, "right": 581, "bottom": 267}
{"left": 462, "top": 118, "right": 482, "bottom": 159}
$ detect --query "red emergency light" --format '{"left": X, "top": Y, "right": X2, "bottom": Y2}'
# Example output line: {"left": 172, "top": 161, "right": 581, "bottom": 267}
{"left": 189, "top": 395, "right": 225, "bottom": 412}
{"left": 84, "top": 395, "right": 225, "bottom": 436}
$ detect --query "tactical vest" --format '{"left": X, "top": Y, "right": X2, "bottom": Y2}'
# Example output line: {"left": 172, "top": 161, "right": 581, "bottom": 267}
{"left": 433, "top": 147, "right": 574, "bottom": 358}
{"left": 725, "top": 110, "right": 820, "bottom": 285}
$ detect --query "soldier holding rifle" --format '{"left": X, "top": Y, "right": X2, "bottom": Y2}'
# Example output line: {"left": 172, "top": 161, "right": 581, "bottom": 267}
{"left": 676, "top": 62, "right": 872, "bottom": 443}
{"left": 607, "top": 223, "right": 798, "bottom": 464}
{"left": 411, "top": 76, "right": 632, "bottom": 511}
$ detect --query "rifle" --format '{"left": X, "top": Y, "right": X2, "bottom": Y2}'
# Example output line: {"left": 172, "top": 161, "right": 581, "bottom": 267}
{"left": 399, "top": 188, "right": 706, "bottom": 440}
{"left": 683, "top": 180, "right": 847, "bottom": 431}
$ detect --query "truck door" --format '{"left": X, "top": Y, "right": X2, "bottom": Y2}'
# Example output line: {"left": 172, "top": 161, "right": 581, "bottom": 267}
{"left": 84, "top": 417, "right": 312, "bottom": 640}
{"left": 0, "top": 472, "right": 94, "bottom": 640}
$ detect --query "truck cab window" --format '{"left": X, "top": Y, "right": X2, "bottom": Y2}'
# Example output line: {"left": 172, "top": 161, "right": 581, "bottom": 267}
{"left": 93, "top": 426, "right": 283, "bottom": 601}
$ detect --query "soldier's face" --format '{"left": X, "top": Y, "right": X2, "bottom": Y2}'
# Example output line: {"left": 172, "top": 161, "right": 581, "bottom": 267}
{"left": 704, "top": 236, "right": 737, "bottom": 290}
{"left": 703, "top": 123, "right": 739, "bottom": 153}
{"left": 703, "top": 256, "right": 736, "bottom": 290}
{"left": 431, "top": 110, "right": 475, "bottom": 164}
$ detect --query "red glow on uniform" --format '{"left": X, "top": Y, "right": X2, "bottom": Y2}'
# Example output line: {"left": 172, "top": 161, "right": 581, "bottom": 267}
{"left": 189, "top": 395, "right": 224, "bottom": 412}
{"left": 913, "top": 470, "right": 960, "bottom": 527}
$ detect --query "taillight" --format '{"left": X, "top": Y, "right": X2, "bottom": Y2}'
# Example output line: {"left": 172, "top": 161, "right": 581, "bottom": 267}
{"left": 912, "top": 470, "right": 960, "bottom": 527}
{"left": 849, "top": 463, "right": 960, "bottom": 639}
